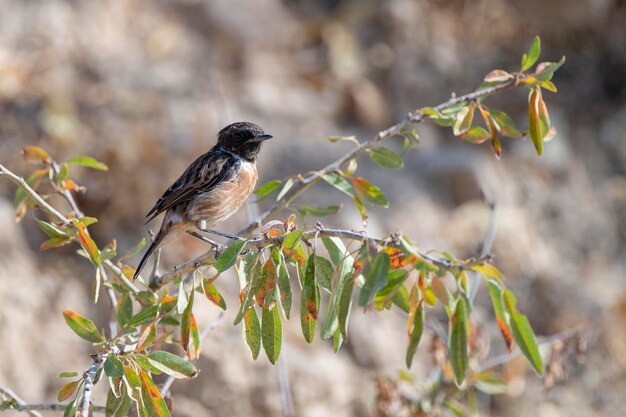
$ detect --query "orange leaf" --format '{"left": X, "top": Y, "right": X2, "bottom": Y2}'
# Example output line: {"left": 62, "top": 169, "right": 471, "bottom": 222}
{"left": 21, "top": 146, "right": 50, "bottom": 164}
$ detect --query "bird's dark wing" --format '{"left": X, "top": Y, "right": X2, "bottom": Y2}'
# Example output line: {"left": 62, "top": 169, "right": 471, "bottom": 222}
{"left": 145, "top": 148, "right": 239, "bottom": 223}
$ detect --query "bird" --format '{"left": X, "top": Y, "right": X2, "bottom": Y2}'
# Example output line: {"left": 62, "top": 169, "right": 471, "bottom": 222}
{"left": 132, "top": 121, "right": 273, "bottom": 281}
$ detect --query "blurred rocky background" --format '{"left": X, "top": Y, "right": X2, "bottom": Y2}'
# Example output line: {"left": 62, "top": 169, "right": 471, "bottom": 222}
{"left": 0, "top": 0, "right": 625, "bottom": 416}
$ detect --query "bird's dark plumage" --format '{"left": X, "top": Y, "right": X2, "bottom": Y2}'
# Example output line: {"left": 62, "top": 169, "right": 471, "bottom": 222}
{"left": 133, "top": 122, "right": 272, "bottom": 281}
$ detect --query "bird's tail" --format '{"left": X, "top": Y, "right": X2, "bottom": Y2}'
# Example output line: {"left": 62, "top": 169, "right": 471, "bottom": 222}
{"left": 133, "top": 228, "right": 166, "bottom": 281}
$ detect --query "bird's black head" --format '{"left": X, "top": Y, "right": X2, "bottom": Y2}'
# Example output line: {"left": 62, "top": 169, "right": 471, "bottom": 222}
{"left": 216, "top": 122, "right": 272, "bottom": 162}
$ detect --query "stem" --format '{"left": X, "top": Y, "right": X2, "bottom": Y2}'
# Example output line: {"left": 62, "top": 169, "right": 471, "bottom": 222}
{"left": 77, "top": 353, "right": 104, "bottom": 417}
{"left": 237, "top": 77, "right": 520, "bottom": 237}
{"left": 151, "top": 226, "right": 491, "bottom": 289}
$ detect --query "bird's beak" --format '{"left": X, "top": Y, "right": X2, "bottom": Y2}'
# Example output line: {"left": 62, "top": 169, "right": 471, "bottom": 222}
{"left": 253, "top": 133, "right": 273, "bottom": 142}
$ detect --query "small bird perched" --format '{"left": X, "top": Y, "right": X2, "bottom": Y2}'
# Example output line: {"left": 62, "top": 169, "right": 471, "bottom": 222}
{"left": 133, "top": 122, "right": 272, "bottom": 280}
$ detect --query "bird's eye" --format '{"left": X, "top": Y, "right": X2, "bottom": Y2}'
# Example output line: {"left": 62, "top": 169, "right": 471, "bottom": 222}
{"left": 235, "top": 132, "right": 243, "bottom": 140}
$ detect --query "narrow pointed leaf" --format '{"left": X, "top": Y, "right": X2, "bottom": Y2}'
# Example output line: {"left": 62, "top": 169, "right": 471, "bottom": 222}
{"left": 276, "top": 178, "right": 294, "bottom": 201}
{"left": 62, "top": 310, "right": 105, "bottom": 343}
{"left": 67, "top": 155, "right": 108, "bottom": 171}
{"left": 215, "top": 240, "right": 246, "bottom": 272}
{"left": 486, "top": 280, "right": 514, "bottom": 351}
{"left": 254, "top": 179, "right": 282, "bottom": 197}
{"left": 534, "top": 56, "right": 566, "bottom": 81}
{"left": 204, "top": 283, "right": 227, "bottom": 310}
{"left": 116, "top": 293, "right": 133, "bottom": 328}
{"left": 352, "top": 177, "right": 389, "bottom": 207}
{"left": 104, "top": 353, "right": 124, "bottom": 377}
{"left": 147, "top": 351, "right": 198, "bottom": 379}
{"left": 57, "top": 380, "right": 78, "bottom": 402}
{"left": 181, "top": 288, "right": 194, "bottom": 352}
{"left": 449, "top": 298, "right": 469, "bottom": 385}
{"left": 370, "top": 147, "right": 404, "bottom": 169}
{"left": 503, "top": 290, "right": 544, "bottom": 375}
{"left": 262, "top": 306, "right": 282, "bottom": 364}
{"left": 322, "top": 173, "right": 354, "bottom": 197}
{"left": 301, "top": 254, "right": 319, "bottom": 343}
{"left": 521, "top": 36, "right": 541, "bottom": 71}
{"left": 528, "top": 88, "right": 542, "bottom": 155}
{"left": 139, "top": 370, "right": 171, "bottom": 417}
{"left": 405, "top": 303, "right": 424, "bottom": 368}
{"left": 243, "top": 307, "right": 261, "bottom": 360}
{"left": 128, "top": 305, "right": 159, "bottom": 327}
{"left": 358, "top": 252, "right": 390, "bottom": 307}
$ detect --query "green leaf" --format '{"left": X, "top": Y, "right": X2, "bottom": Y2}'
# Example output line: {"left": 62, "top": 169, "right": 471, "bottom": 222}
{"left": 351, "top": 177, "right": 389, "bottom": 207}
{"left": 116, "top": 293, "right": 133, "bottom": 328}
{"left": 104, "top": 353, "right": 124, "bottom": 377}
{"left": 128, "top": 305, "right": 159, "bottom": 327}
{"left": 534, "top": 56, "right": 566, "bottom": 81}
{"left": 486, "top": 280, "right": 514, "bottom": 351}
{"left": 295, "top": 204, "right": 342, "bottom": 218}
{"left": 503, "top": 290, "right": 544, "bottom": 375}
{"left": 370, "top": 147, "right": 404, "bottom": 169}
{"left": 272, "top": 248, "right": 292, "bottom": 319}
{"left": 57, "top": 371, "right": 79, "bottom": 378}
{"left": 254, "top": 179, "right": 282, "bottom": 197}
{"left": 449, "top": 298, "right": 469, "bottom": 385}
{"left": 470, "top": 263, "right": 505, "bottom": 282}
{"left": 276, "top": 178, "right": 294, "bottom": 201}
{"left": 136, "top": 324, "right": 157, "bottom": 352}
{"left": 262, "top": 306, "right": 282, "bottom": 364}
{"left": 215, "top": 240, "right": 246, "bottom": 272}
{"left": 460, "top": 126, "right": 491, "bottom": 144}
{"left": 147, "top": 351, "right": 198, "bottom": 379}
{"left": 243, "top": 307, "right": 261, "bottom": 360}
{"left": 422, "top": 107, "right": 455, "bottom": 127}
{"left": 528, "top": 87, "right": 543, "bottom": 155}
{"left": 76, "top": 224, "right": 100, "bottom": 267}
{"left": 139, "top": 370, "right": 171, "bottom": 417}
{"left": 67, "top": 155, "right": 109, "bottom": 171}
{"left": 521, "top": 36, "right": 541, "bottom": 71}
{"left": 405, "top": 303, "right": 424, "bottom": 368}
{"left": 180, "top": 287, "right": 194, "bottom": 352}
{"left": 234, "top": 259, "right": 263, "bottom": 325}
{"left": 337, "top": 276, "right": 354, "bottom": 339}
{"left": 322, "top": 237, "right": 351, "bottom": 267}
{"left": 301, "top": 254, "right": 319, "bottom": 343}
{"left": 489, "top": 109, "right": 522, "bottom": 138}
{"left": 204, "top": 282, "right": 227, "bottom": 310}
{"left": 134, "top": 356, "right": 163, "bottom": 375}
{"left": 392, "top": 286, "right": 410, "bottom": 313}
{"left": 62, "top": 310, "right": 105, "bottom": 343}
{"left": 322, "top": 173, "right": 354, "bottom": 197}
{"left": 314, "top": 256, "right": 334, "bottom": 292}
{"left": 57, "top": 380, "right": 78, "bottom": 402}
{"left": 106, "top": 387, "right": 132, "bottom": 417}
{"left": 35, "top": 218, "right": 70, "bottom": 239}
{"left": 358, "top": 252, "right": 390, "bottom": 307}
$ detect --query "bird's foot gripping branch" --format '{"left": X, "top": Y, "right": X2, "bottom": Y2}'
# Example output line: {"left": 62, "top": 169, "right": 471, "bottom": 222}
{"left": 0, "top": 36, "right": 571, "bottom": 417}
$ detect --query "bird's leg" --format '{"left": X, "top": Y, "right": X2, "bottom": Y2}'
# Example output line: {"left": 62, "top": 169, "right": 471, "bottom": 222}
{"left": 196, "top": 220, "right": 244, "bottom": 241}
{"left": 187, "top": 230, "right": 220, "bottom": 246}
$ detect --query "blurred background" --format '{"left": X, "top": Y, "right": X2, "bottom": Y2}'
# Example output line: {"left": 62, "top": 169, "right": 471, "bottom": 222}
{"left": 0, "top": 0, "right": 625, "bottom": 416}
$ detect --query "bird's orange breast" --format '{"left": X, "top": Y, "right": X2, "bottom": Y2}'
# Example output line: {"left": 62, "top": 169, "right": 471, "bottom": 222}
{"left": 187, "top": 161, "right": 258, "bottom": 226}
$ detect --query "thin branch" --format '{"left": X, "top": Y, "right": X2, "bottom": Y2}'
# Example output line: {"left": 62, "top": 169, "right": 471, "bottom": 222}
{"left": 0, "top": 387, "right": 44, "bottom": 417}
{"left": 78, "top": 353, "right": 104, "bottom": 417}
{"left": 237, "top": 77, "right": 521, "bottom": 237}
{"left": 0, "top": 164, "right": 68, "bottom": 223}
{"left": 152, "top": 226, "right": 491, "bottom": 290}
{"left": 469, "top": 201, "right": 498, "bottom": 303}
{"left": 2, "top": 402, "right": 106, "bottom": 414}
{"left": 0, "top": 163, "right": 140, "bottom": 295}
{"left": 277, "top": 351, "right": 295, "bottom": 417}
